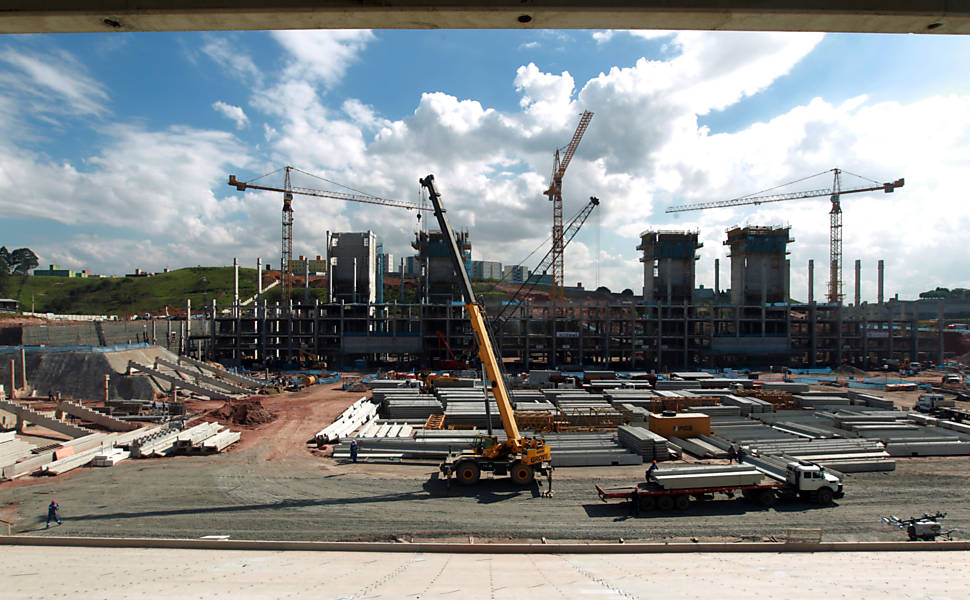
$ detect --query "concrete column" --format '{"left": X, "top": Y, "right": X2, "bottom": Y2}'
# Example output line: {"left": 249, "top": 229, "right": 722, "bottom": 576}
{"left": 328, "top": 258, "right": 334, "bottom": 302}
{"left": 714, "top": 258, "right": 720, "bottom": 296}
{"left": 878, "top": 259, "right": 885, "bottom": 304}
{"left": 808, "top": 259, "right": 814, "bottom": 304}
{"left": 353, "top": 257, "right": 358, "bottom": 304}
{"left": 304, "top": 257, "right": 310, "bottom": 304}
{"left": 760, "top": 260, "right": 767, "bottom": 306}
{"left": 854, "top": 259, "right": 861, "bottom": 307}
{"left": 939, "top": 301, "right": 945, "bottom": 366}
{"left": 665, "top": 258, "right": 672, "bottom": 305}
{"left": 20, "top": 347, "right": 26, "bottom": 392}
{"left": 233, "top": 257, "right": 239, "bottom": 317}
{"left": 104, "top": 374, "right": 110, "bottom": 403}
{"left": 257, "top": 257, "right": 263, "bottom": 304}
{"left": 186, "top": 299, "right": 191, "bottom": 339}
{"left": 9, "top": 359, "right": 15, "bottom": 399}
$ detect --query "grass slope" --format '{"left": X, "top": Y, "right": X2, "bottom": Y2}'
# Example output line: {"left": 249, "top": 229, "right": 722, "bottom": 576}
{"left": 3, "top": 267, "right": 270, "bottom": 316}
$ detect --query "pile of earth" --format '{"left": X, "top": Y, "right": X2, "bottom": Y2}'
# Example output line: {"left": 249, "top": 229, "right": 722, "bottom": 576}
{"left": 833, "top": 364, "right": 867, "bottom": 376}
{"left": 211, "top": 398, "right": 277, "bottom": 426}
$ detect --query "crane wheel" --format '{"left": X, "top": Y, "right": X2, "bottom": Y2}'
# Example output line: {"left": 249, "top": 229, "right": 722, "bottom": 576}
{"left": 510, "top": 462, "right": 535, "bottom": 486}
{"left": 656, "top": 495, "right": 675, "bottom": 511}
{"left": 455, "top": 462, "right": 481, "bottom": 486}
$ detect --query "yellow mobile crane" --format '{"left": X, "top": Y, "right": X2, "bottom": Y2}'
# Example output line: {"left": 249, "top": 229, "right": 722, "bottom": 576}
{"left": 419, "top": 175, "right": 552, "bottom": 487}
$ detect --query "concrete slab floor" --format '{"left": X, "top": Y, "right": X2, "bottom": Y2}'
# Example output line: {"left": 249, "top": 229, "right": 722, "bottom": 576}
{"left": 2, "top": 546, "right": 967, "bottom": 599}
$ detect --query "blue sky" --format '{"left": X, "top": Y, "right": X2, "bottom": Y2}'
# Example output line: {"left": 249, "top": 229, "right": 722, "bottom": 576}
{"left": 1, "top": 29, "right": 969, "bottom": 301}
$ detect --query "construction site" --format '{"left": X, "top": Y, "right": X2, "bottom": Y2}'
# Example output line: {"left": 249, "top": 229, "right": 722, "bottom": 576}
{"left": 2, "top": 89, "right": 970, "bottom": 598}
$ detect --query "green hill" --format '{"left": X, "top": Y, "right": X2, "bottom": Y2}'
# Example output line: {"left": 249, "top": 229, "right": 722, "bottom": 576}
{"left": 0, "top": 267, "right": 306, "bottom": 316}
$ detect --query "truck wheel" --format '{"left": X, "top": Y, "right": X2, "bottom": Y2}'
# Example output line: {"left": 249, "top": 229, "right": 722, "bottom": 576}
{"left": 510, "top": 462, "right": 535, "bottom": 486}
{"left": 637, "top": 494, "right": 655, "bottom": 511}
{"left": 455, "top": 461, "right": 481, "bottom": 486}
{"left": 656, "top": 495, "right": 675, "bottom": 511}
{"left": 756, "top": 490, "right": 776, "bottom": 507}
{"left": 815, "top": 487, "right": 834, "bottom": 505}
{"left": 674, "top": 494, "right": 690, "bottom": 511}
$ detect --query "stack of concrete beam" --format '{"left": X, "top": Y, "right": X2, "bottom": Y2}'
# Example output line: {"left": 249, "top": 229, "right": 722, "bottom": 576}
{"left": 615, "top": 403, "right": 650, "bottom": 423}
{"left": 513, "top": 399, "right": 557, "bottom": 411}
{"left": 156, "top": 357, "right": 252, "bottom": 395}
{"left": 0, "top": 398, "right": 93, "bottom": 438}
{"left": 131, "top": 427, "right": 183, "bottom": 457}
{"left": 178, "top": 355, "right": 265, "bottom": 389}
{"left": 371, "top": 386, "right": 421, "bottom": 404}
{"left": 510, "top": 390, "right": 547, "bottom": 403}
{"left": 795, "top": 395, "right": 852, "bottom": 408}
{"left": 443, "top": 399, "right": 502, "bottom": 428}
{"left": 0, "top": 432, "right": 34, "bottom": 471}
{"left": 686, "top": 405, "right": 741, "bottom": 417}
{"left": 356, "top": 420, "right": 414, "bottom": 439}
{"left": 541, "top": 389, "right": 594, "bottom": 404}
{"left": 654, "top": 380, "right": 701, "bottom": 390}
{"left": 332, "top": 429, "right": 641, "bottom": 466}
{"left": 616, "top": 425, "right": 669, "bottom": 461}
{"left": 366, "top": 378, "right": 410, "bottom": 389}
{"left": 760, "top": 381, "right": 811, "bottom": 393}
{"left": 743, "top": 438, "right": 894, "bottom": 472}
{"left": 718, "top": 395, "right": 774, "bottom": 415}
{"left": 201, "top": 429, "right": 241, "bottom": 453}
{"left": 848, "top": 391, "right": 896, "bottom": 409}
{"left": 698, "top": 378, "right": 754, "bottom": 389}
{"left": 314, "top": 397, "right": 377, "bottom": 443}
{"left": 113, "top": 425, "right": 168, "bottom": 449}
{"left": 92, "top": 447, "right": 130, "bottom": 467}
{"left": 174, "top": 422, "right": 225, "bottom": 451}
{"left": 651, "top": 464, "right": 765, "bottom": 489}
{"left": 672, "top": 436, "right": 731, "bottom": 459}
{"left": 383, "top": 396, "right": 442, "bottom": 419}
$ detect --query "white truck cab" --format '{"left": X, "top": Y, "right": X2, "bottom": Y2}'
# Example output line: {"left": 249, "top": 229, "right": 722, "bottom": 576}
{"left": 785, "top": 461, "right": 844, "bottom": 503}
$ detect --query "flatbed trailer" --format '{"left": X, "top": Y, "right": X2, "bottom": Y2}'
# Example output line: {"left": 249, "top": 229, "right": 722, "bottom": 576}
{"left": 596, "top": 478, "right": 787, "bottom": 511}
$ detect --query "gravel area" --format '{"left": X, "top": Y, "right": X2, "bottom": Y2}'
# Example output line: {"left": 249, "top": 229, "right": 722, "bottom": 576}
{"left": 2, "top": 447, "right": 967, "bottom": 543}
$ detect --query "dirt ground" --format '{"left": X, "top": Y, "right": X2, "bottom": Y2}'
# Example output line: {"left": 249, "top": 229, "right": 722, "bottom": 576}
{"left": 2, "top": 378, "right": 969, "bottom": 543}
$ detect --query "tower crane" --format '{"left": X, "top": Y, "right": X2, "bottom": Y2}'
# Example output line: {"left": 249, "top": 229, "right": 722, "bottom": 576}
{"left": 666, "top": 168, "right": 904, "bottom": 303}
{"left": 228, "top": 166, "right": 430, "bottom": 302}
{"left": 543, "top": 110, "right": 593, "bottom": 300}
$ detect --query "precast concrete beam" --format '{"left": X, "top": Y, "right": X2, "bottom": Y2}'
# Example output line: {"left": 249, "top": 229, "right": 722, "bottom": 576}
{"left": 0, "top": 1, "right": 966, "bottom": 34}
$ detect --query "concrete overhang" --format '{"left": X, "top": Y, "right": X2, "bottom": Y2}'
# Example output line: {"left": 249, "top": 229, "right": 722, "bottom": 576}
{"left": 0, "top": 1, "right": 967, "bottom": 35}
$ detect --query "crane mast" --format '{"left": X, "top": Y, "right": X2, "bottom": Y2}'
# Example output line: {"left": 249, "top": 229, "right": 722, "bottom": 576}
{"left": 281, "top": 167, "right": 294, "bottom": 302}
{"left": 544, "top": 110, "right": 593, "bottom": 300}
{"left": 666, "top": 168, "right": 903, "bottom": 304}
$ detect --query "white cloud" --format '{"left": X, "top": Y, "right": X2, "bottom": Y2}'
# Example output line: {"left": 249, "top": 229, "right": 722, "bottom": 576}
{"left": 519, "top": 41, "right": 540, "bottom": 50}
{"left": 201, "top": 37, "right": 262, "bottom": 85}
{"left": 0, "top": 47, "right": 108, "bottom": 118}
{"left": 271, "top": 30, "right": 375, "bottom": 88}
{"left": 212, "top": 101, "right": 249, "bottom": 129}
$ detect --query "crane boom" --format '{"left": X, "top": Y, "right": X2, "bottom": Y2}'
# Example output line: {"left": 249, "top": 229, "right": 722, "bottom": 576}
{"left": 418, "top": 174, "right": 523, "bottom": 447}
{"left": 665, "top": 168, "right": 904, "bottom": 303}
{"left": 228, "top": 174, "right": 432, "bottom": 212}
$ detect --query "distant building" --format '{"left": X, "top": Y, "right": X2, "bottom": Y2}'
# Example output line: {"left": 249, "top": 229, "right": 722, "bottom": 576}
{"left": 503, "top": 265, "right": 531, "bottom": 284}
{"left": 288, "top": 255, "right": 328, "bottom": 275}
{"left": 470, "top": 260, "right": 503, "bottom": 281}
{"left": 403, "top": 256, "right": 421, "bottom": 276}
{"left": 34, "top": 264, "right": 78, "bottom": 278}
{"left": 328, "top": 231, "right": 377, "bottom": 303}
{"left": 0, "top": 298, "right": 19, "bottom": 312}
{"left": 379, "top": 252, "right": 394, "bottom": 274}
{"left": 125, "top": 268, "right": 150, "bottom": 278}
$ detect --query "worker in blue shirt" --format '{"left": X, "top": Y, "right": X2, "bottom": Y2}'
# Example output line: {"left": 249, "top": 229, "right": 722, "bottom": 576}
{"left": 46, "top": 499, "right": 62, "bottom": 528}
{"left": 349, "top": 439, "right": 359, "bottom": 463}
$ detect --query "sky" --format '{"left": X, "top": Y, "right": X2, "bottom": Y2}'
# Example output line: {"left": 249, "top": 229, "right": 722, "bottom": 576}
{"left": 1, "top": 29, "right": 969, "bottom": 302}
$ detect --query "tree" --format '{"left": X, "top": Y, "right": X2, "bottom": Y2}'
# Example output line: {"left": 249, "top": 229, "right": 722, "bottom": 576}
{"left": 0, "top": 255, "right": 8, "bottom": 294}
{"left": 595, "top": 285, "right": 612, "bottom": 295}
{"left": 0, "top": 247, "right": 9, "bottom": 273}
{"left": 9, "top": 248, "right": 38, "bottom": 275}
{"left": 621, "top": 288, "right": 634, "bottom": 296}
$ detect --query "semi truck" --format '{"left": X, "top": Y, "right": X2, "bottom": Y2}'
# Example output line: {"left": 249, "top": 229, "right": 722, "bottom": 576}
{"left": 596, "top": 460, "right": 844, "bottom": 512}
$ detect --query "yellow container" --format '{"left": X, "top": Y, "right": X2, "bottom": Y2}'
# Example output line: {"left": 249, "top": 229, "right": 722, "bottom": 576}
{"left": 648, "top": 412, "right": 711, "bottom": 439}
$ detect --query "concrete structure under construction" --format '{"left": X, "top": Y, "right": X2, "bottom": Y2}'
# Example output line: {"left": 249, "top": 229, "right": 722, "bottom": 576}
{"left": 638, "top": 230, "right": 702, "bottom": 304}
{"left": 327, "top": 232, "right": 377, "bottom": 304}
{"left": 412, "top": 229, "right": 471, "bottom": 304}
{"left": 725, "top": 226, "right": 792, "bottom": 305}
{"left": 503, "top": 265, "right": 531, "bottom": 284}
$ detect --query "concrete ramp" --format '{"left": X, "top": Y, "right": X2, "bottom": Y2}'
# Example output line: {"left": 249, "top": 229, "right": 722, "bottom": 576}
{"left": 127, "top": 361, "right": 233, "bottom": 401}
{"left": 0, "top": 398, "right": 92, "bottom": 438}
{"left": 155, "top": 358, "right": 251, "bottom": 395}
{"left": 178, "top": 355, "right": 263, "bottom": 389}
{"left": 56, "top": 400, "right": 139, "bottom": 432}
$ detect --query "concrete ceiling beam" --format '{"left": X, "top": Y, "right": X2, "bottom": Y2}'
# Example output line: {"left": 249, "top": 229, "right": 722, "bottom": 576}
{"left": 0, "top": 1, "right": 966, "bottom": 35}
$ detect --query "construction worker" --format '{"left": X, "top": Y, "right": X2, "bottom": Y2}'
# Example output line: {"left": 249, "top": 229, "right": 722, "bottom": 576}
{"left": 46, "top": 499, "right": 62, "bottom": 528}
{"left": 646, "top": 460, "right": 658, "bottom": 478}
{"left": 349, "top": 439, "right": 359, "bottom": 463}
